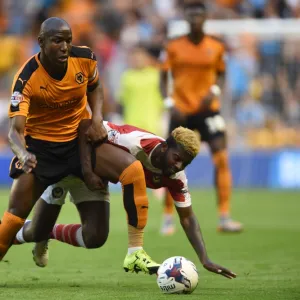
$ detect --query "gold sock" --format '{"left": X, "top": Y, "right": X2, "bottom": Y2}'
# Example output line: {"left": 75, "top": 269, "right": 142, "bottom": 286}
{"left": 128, "top": 224, "right": 144, "bottom": 248}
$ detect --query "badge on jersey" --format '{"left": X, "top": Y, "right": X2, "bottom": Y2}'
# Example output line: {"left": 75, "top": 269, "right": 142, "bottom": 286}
{"left": 10, "top": 91, "right": 23, "bottom": 112}
{"left": 75, "top": 72, "right": 84, "bottom": 84}
{"left": 107, "top": 129, "right": 120, "bottom": 144}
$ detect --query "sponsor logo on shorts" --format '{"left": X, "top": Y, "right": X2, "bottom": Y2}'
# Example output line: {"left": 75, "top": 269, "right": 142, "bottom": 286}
{"left": 52, "top": 187, "right": 64, "bottom": 199}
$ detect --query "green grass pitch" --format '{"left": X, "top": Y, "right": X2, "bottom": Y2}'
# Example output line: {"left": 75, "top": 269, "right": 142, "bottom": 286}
{"left": 0, "top": 188, "right": 299, "bottom": 300}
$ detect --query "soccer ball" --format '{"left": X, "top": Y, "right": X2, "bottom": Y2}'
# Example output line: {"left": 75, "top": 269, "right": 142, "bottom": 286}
{"left": 157, "top": 256, "right": 199, "bottom": 294}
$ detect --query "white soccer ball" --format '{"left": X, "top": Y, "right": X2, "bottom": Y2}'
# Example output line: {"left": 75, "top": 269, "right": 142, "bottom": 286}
{"left": 157, "top": 256, "right": 199, "bottom": 294}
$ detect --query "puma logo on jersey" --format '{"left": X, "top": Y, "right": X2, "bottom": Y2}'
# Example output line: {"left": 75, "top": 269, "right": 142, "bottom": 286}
{"left": 18, "top": 78, "right": 27, "bottom": 85}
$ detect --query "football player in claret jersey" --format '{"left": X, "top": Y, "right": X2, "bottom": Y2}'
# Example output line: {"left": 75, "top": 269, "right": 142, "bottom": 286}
{"left": 15, "top": 120, "right": 236, "bottom": 279}
{"left": 160, "top": 0, "right": 242, "bottom": 234}
{"left": 0, "top": 17, "right": 107, "bottom": 262}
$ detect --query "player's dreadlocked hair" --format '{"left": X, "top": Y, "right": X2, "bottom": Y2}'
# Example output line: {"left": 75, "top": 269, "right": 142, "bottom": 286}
{"left": 168, "top": 127, "right": 200, "bottom": 158}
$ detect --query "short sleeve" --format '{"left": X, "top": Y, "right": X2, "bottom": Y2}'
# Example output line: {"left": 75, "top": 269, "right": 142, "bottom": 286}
{"left": 8, "top": 75, "right": 31, "bottom": 118}
{"left": 87, "top": 52, "right": 99, "bottom": 86}
{"left": 167, "top": 171, "right": 191, "bottom": 208}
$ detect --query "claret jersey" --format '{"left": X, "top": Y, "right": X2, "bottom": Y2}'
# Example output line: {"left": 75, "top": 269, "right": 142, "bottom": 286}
{"left": 104, "top": 121, "right": 192, "bottom": 208}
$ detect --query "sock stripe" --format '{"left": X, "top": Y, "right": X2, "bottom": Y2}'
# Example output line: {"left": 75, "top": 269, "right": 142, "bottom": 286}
{"left": 70, "top": 225, "right": 81, "bottom": 246}
{"left": 51, "top": 224, "right": 82, "bottom": 247}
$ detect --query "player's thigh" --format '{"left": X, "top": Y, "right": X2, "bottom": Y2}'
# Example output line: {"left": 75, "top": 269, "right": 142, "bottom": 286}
{"left": 9, "top": 173, "right": 45, "bottom": 218}
{"left": 76, "top": 201, "right": 110, "bottom": 230}
{"left": 69, "top": 178, "right": 110, "bottom": 233}
{"left": 41, "top": 177, "right": 69, "bottom": 206}
{"left": 76, "top": 200, "right": 110, "bottom": 248}
{"left": 25, "top": 199, "right": 62, "bottom": 241}
{"left": 25, "top": 178, "right": 70, "bottom": 240}
{"left": 93, "top": 143, "right": 136, "bottom": 183}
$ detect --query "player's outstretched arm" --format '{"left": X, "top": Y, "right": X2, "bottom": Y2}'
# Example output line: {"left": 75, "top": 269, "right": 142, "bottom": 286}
{"left": 8, "top": 116, "right": 37, "bottom": 173}
{"left": 176, "top": 205, "right": 237, "bottom": 279}
{"left": 86, "top": 81, "right": 107, "bottom": 144}
{"left": 78, "top": 119, "right": 105, "bottom": 190}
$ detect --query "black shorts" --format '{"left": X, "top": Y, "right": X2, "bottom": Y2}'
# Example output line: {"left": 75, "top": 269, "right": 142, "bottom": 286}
{"left": 169, "top": 111, "right": 226, "bottom": 142}
{"left": 9, "top": 136, "right": 83, "bottom": 187}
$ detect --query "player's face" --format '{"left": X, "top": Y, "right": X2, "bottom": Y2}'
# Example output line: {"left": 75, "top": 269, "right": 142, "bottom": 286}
{"left": 162, "top": 146, "right": 193, "bottom": 176}
{"left": 44, "top": 27, "right": 72, "bottom": 66}
{"left": 184, "top": 7, "right": 206, "bottom": 30}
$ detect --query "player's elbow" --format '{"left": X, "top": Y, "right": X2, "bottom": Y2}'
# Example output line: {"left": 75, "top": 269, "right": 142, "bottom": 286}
{"left": 78, "top": 119, "right": 92, "bottom": 135}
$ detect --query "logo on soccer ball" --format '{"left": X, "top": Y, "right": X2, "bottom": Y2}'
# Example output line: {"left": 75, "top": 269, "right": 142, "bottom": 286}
{"left": 75, "top": 72, "right": 84, "bottom": 84}
{"left": 52, "top": 187, "right": 64, "bottom": 199}
{"left": 165, "top": 258, "right": 184, "bottom": 283}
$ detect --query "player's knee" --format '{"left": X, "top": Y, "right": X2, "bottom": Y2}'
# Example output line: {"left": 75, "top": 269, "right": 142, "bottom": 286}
{"left": 82, "top": 228, "right": 109, "bottom": 249}
{"left": 119, "top": 160, "right": 145, "bottom": 186}
{"left": 212, "top": 150, "right": 229, "bottom": 169}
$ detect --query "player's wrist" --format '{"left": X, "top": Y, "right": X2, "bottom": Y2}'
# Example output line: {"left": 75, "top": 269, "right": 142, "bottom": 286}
{"left": 92, "top": 115, "right": 103, "bottom": 123}
{"left": 18, "top": 149, "right": 29, "bottom": 161}
{"left": 200, "top": 256, "right": 210, "bottom": 266}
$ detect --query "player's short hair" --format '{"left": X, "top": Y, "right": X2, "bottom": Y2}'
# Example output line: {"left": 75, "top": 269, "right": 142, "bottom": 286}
{"left": 169, "top": 127, "right": 200, "bottom": 158}
{"left": 183, "top": 0, "right": 206, "bottom": 10}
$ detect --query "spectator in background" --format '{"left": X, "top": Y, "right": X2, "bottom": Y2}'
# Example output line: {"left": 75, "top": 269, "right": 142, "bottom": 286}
{"left": 118, "top": 45, "right": 163, "bottom": 134}
{"left": 0, "top": 18, "right": 21, "bottom": 97}
{"left": 235, "top": 85, "right": 266, "bottom": 129}
{"left": 226, "top": 34, "right": 258, "bottom": 103}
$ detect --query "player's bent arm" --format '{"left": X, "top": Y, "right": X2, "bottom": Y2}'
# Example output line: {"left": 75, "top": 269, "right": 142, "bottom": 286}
{"left": 8, "top": 116, "right": 37, "bottom": 173}
{"left": 8, "top": 116, "right": 28, "bottom": 159}
{"left": 78, "top": 119, "right": 105, "bottom": 190}
{"left": 78, "top": 119, "right": 94, "bottom": 176}
{"left": 176, "top": 205, "right": 209, "bottom": 264}
{"left": 87, "top": 81, "right": 104, "bottom": 122}
{"left": 86, "top": 81, "right": 107, "bottom": 143}
{"left": 176, "top": 205, "right": 237, "bottom": 279}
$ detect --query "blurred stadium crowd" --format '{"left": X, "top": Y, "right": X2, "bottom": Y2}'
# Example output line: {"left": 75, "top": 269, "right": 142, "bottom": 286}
{"left": 0, "top": 0, "right": 299, "bottom": 151}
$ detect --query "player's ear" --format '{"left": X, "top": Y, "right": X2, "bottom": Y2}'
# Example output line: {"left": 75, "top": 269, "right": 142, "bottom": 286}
{"left": 38, "top": 35, "right": 44, "bottom": 48}
{"left": 161, "top": 141, "right": 168, "bottom": 153}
